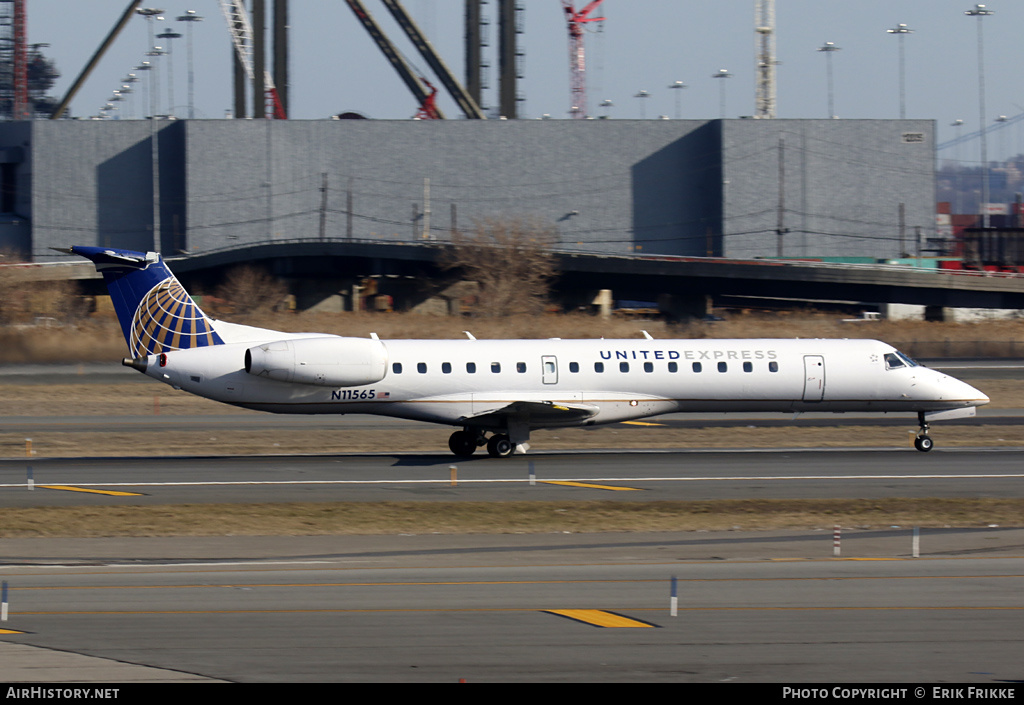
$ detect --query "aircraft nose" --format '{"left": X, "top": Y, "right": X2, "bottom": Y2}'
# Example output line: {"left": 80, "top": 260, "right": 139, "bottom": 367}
{"left": 944, "top": 375, "right": 989, "bottom": 406}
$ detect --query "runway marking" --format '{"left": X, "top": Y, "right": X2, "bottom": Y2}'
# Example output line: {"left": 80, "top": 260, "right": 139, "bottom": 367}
{"left": 544, "top": 609, "right": 658, "bottom": 628}
{"left": 13, "top": 606, "right": 1024, "bottom": 617}
{"left": 542, "top": 481, "right": 642, "bottom": 491}
{"left": 38, "top": 485, "right": 143, "bottom": 497}
{"left": 621, "top": 421, "right": 665, "bottom": 427}
{"left": 3, "top": 472, "right": 1024, "bottom": 489}
{"left": 0, "top": 628, "right": 26, "bottom": 634}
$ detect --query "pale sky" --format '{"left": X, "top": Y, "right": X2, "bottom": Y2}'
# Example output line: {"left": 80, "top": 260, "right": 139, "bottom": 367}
{"left": 26, "top": 1, "right": 1024, "bottom": 163}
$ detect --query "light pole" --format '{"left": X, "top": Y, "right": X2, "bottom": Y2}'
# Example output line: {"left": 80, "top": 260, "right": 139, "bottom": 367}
{"left": 817, "top": 42, "right": 841, "bottom": 119}
{"left": 157, "top": 28, "right": 182, "bottom": 117}
{"left": 177, "top": 10, "right": 204, "bottom": 119}
{"left": 122, "top": 74, "right": 138, "bottom": 119}
{"left": 136, "top": 8, "right": 164, "bottom": 117}
{"left": 668, "top": 80, "right": 687, "bottom": 119}
{"left": 134, "top": 62, "right": 152, "bottom": 117}
{"left": 145, "top": 47, "right": 166, "bottom": 117}
{"left": 886, "top": 24, "right": 913, "bottom": 119}
{"left": 712, "top": 69, "right": 731, "bottom": 119}
{"left": 965, "top": 4, "right": 993, "bottom": 227}
{"left": 634, "top": 90, "right": 650, "bottom": 119}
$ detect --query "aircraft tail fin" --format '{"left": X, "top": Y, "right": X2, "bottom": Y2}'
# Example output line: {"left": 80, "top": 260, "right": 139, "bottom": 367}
{"left": 69, "top": 246, "right": 224, "bottom": 357}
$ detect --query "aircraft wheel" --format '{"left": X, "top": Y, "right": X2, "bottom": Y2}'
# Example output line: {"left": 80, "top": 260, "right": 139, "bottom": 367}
{"left": 448, "top": 431, "right": 477, "bottom": 457}
{"left": 914, "top": 435, "right": 934, "bottom": 452}
{"left": 487, "top": 434, "right": 514, "bottom": 458}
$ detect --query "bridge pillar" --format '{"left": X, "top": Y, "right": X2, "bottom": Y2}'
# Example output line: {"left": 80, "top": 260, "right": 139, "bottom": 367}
{"left": 592, "top": 289, "right": 613, "bottom": 319}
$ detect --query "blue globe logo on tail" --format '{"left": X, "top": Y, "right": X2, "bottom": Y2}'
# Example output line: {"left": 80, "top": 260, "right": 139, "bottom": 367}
{"left": 69, "top": 246, "right": 224, "bottom": 357}
{"left": 130, "top": 278, "right": 222, "bottom": 357}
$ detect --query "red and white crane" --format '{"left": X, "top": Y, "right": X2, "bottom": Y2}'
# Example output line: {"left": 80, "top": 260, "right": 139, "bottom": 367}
{"left": 561, "top": 0, "right": 605, "bottom": 119}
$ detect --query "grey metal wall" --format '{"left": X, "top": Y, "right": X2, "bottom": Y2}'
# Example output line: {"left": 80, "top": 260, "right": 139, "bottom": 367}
{"left": 182, "top": 119, "right": 719, "bottom": 257}
{"left": 9, "top": 118, "right": 935, "bottom": 263}
{"left": 721, "top": 119, "right": 936, "bottom": 259}
{"left": 24, "top": 120, "right": 180, "bottom": 259}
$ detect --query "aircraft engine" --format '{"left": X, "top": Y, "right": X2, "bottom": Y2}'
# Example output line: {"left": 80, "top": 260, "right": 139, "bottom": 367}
{"left": 244, "top": 337, "right": 387, "bottom": 387}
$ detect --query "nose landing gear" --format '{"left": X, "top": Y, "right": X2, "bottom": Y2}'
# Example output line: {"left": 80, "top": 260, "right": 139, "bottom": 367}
{"left": 914, "top": 412, "right": 934, "bottom": 452}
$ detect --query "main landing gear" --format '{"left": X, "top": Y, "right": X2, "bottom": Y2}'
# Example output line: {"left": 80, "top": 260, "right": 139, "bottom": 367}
{"left": 448, "top": 429, "right": 516, "bottom": 458}
{"left": 914, "top": 412, "right": 934, "bottom": 452}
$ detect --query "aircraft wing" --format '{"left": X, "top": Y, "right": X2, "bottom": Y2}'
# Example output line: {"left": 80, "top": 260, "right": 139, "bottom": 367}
{"left": 463, "top": 400, "right": 600, "bottom": 429}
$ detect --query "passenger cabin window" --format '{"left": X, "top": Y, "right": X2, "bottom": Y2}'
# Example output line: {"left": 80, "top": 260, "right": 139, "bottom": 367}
{"left": 643, "top": 362, "right": 654, "bottom": 373}
{"left": 491, "top": 362, "right": 501, "bottom": 373}
{"left": 466, "top": 362, "right": 476, "bottom": 374}
{"left": 619, "top": 362, "right": 629, "bottom": 373}
{"left": 595, "top": 362, "right": 604, "bottom": 373}
{"left": 668, "top": 361, "right": 678, "bottom": 373}
{"left": 769, "top": 361, "right": 779, "bottom": 373}
{"left": 718, "top": 362, "right": 728, "bottom": 373}
{"left": 417, "top": 362, "right": 427, "bottom": 374}
{"left": 441, "top": 362, "right": 452, "bottom": 374}
{"left": 392, "top": 362, "right": 403, "bottom": 374}
{"left": 692, "top": 362, "right": 702, "bottom": 373}
{"left": 569, "top": 362, "right": 579, "bottom": 373}
{"left": 743, "top": 362, "right": 753, "bottom": 373}
{"left": 517, "top": 362, "right": 527, "bottom": 373}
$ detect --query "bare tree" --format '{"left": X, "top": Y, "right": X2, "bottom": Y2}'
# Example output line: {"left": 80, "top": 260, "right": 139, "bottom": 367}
{"left": 214, "top": 265, "right": 288, "bottom": 317}
{"left": 439, "top": 217, "right": 558, "bottom": 317}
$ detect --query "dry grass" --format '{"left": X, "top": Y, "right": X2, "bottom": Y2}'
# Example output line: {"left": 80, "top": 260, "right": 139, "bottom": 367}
{"left": 3, "top": 310, "right": 1024, "bottom": 363}
{"left": 2, "top": 498, "right": 1021, "bottom": 538}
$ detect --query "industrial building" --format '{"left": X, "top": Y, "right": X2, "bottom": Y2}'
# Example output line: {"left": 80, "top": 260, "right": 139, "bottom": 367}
{"left": 1, "top": 116, "right": 935, "bottom": 264}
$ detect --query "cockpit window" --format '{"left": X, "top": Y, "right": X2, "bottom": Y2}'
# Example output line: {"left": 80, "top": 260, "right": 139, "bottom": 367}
{"left": 883, "top": 353, "right": 904, "bottom": 370}
{"left": 897, "top": 351, "right": 918, "bottom": 367}
{"left": 884, "top": 350, "right": 918, "bottom": 370}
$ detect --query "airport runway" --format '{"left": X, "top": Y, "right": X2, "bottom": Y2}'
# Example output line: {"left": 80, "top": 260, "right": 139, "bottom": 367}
{"left": 1, "top": 532, "right": 1023, "bottom": 683}
{"left": 2, "top": 448, "right": 1024, "bottom": 506}
{"left": 2, "top": 447, "right": 1023, "bottom": 682}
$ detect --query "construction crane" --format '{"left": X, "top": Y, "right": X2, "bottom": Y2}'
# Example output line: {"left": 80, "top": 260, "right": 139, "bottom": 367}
{"left": 754, "top": 0, "right": 777, "bottom": 119}
{"left": 379, "top": 0, "right": 485, "bottom": 119}
{"left": 0, "top": 0, "right": 29, "bottom": 119}
{"left": 218, "top": 0, "right": 286, "bottom": 118}
{"left": 343, "top": 0, "right": 443, "bottom": 119}
{"left": 561, "top": 1, "right": 605, "bottom": 119}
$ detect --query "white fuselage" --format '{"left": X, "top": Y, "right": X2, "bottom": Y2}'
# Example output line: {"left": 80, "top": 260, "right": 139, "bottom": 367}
{"left": 142, "top": 335, "right": 987, "bottom": 431}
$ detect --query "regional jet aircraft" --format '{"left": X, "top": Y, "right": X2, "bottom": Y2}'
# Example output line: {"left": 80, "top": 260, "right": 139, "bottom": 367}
{"left": 69, "top": 246, "right": 988, "bottom": 456}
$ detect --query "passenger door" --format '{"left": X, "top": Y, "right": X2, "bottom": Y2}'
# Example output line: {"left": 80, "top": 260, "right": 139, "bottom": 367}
{"left": 541, "top": 356, "right": 558, "bottom": 385}
{"left": 802, "top": 355, "right": 825, "bottom": 401}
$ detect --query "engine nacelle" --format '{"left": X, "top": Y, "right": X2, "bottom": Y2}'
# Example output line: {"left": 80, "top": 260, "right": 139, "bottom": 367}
{"left": 244, "top": 337, "right": 387, "bottom": 387}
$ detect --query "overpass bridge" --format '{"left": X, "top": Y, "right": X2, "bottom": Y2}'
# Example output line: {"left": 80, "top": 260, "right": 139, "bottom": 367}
{"left": 22, "top": 239, "right": 1024, "bottom": 316}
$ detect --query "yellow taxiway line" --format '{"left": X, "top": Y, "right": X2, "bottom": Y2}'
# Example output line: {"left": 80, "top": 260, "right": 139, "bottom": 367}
{"left": 543, "top": 609, "right": 658, "bottom": 628}
{"left": 38, "top": 486, "right": 143, "bottom": 497}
